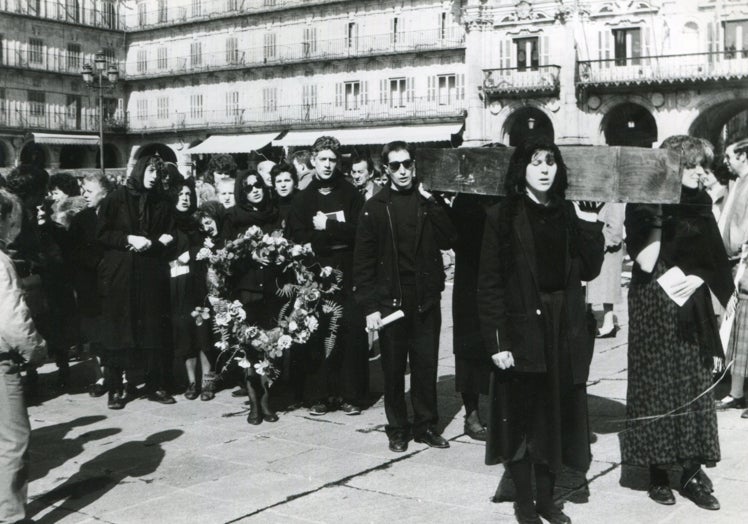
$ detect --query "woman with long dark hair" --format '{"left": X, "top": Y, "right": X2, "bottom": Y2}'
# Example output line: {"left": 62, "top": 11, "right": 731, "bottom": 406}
{"left": 224, "top": 170, "right": 283, "bottom": 424}
{"left": 96, "top": 155, "right": 176, "bottom": 409}
{"left": 478, "top": 139, "right": 604, "bottom": 523}
{"left": 622, "top": 136, "right": 732, "bottom": 510}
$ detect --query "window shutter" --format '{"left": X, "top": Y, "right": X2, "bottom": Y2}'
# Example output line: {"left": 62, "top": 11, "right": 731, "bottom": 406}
{"left": 457, "top": 74, "right": 465, "bottom": 100}
{"left": 361, "top": 81, "right": 368, "bottom": 105}
{"left": 379, "top": 79, "right": 387, "bottom": 104}
{"left": 599, "top": 30, "right": 612, "bottom": 67}
{"left": 707, "top": 21, "right": 717, "bottom": 64}
{"left": 335, "top": 82, "right": 342, "bottom": 107}
{"left": 406, "top": 77, "right": 414, "bottom": 103}
{"left": 541, "top": 35, "right": 550, "bottom": 65}
{"left": 427, "top": 76, "right": 435, "bottom": 101}
{"left": 641, "top": 27, "right": 650, "bottom": 58}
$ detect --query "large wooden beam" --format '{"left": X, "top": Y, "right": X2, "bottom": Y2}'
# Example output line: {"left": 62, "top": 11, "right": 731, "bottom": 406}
{"left": 417, "top": 146, "right": 682, "bottom": 203}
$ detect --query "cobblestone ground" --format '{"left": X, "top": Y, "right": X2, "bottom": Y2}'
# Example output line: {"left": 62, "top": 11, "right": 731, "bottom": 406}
{"left": 25, "top": 286, "right": 748, "bottom": 523}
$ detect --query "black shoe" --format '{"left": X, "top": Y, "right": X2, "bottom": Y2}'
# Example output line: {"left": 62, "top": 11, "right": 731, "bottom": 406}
{"left": 388, "top": 433, "right": 408, "bottom": 453}
{"left": 648, "top": 484, "right": 675, "bottom": 505}
{"left": 697, "top": 470, "right": 714, "bottom": 492}
{"left": 123, "top": 383, "right": 140, "bottom": 402}
{"left": 309, "top": 401, "right": 329, "bottom": 416}
{"left": 464, "top": 423, "right": 487, "bottom": 441}
{"left": 513, "top": 502, "right": 542, "bottom": 524}
{"left": 715, "top": 395, "right": 745, "bottom": 410}
{"left": 741, "top": 408, "right": 748, "bottom": 419}
{"left": 246, "top": 408, "right": 262, "bottom": 425}
{"left": 232, "top": 387, "right": 248, "bottom": 397}
{"left": 596, "top": 325, "right": 619, "bottom": 338}
{"left": 680, "top": 476, "right": 720, "bottom": 510}
{"left": 107, "top": 393, "right": 125, "bottom": 410}
{"left": 536, "top": 503, "right": 571, "bottom": 524}
{"left": 88, "top": 382, "right": 107, "bottom": 398}
{"left": 148, "top": 389, "right": 177, "bottom": 405}
{"left": 414, "top": 428, "right": 450, "bottom": 448}
{"left": 262, "top": 411, "right": 279, "bottom": 423}
{"left": 340, "top": 402, "right": 362, "bottom": 415}
{"left": 184, "top": 382, "right": 199, "bottom": 400}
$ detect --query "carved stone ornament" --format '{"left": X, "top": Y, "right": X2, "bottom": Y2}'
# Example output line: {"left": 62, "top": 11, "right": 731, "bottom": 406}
{"left": 547, "top": 98, "right": 561, "bottom": 112}
{"left": 587, "top": 95, "right": 602, "bottom": 110}
{"left": 516, "top": 1, "right": 533, "bottom": 20}
{"left": 489, "top": 100, "right": 503, "bottom": 115}
{"left": 650, "top": 92, "right": 665, "bottom": 108}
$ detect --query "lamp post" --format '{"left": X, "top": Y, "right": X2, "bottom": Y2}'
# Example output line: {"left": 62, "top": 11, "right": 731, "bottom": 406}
{"left": 82, "top": 50, "right": 119, "bottom": 176}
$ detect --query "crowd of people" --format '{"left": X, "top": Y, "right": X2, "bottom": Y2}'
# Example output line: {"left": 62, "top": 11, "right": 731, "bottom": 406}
{"left": 1, "top": 133, "right": 748, "bottom": 524}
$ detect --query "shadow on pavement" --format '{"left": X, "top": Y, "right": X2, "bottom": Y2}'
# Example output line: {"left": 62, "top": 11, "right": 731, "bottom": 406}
{"left": 27, "top": 429, "right": 183, "bottom": 524}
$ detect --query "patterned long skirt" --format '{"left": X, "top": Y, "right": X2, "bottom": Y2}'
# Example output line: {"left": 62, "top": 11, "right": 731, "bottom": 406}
{"left": 621, "top": 261, "right": 720, "bottom": 467}
{"left": 725, "top": 296, "right": 748, "bottom": 376}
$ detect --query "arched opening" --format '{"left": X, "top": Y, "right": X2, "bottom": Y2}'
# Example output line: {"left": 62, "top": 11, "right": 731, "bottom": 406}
{"left": 690, "top": 99, "right": 748, "bottom": 152}
{"left": 96, "top": 143, "right": 120, "bottom": 169}
{"left": 680, "top": 22, "right": 700, "bottom": 54}
{"left": 59, "top": 145, "right": 88, "bottom": 169}
{"left": 20, "top": 142, "right": 47, "bottom": 168}
{"left": 506, "top": 107, "right": 554, "bottom": 147}
{"left": 136, "top": 143, "right": 177, "bottom": 163}
{"left": 0, "top": 140, "right": 9, "bottom": 167}
{"left": 603, "top": 103, "right": 657, "bottom": 147}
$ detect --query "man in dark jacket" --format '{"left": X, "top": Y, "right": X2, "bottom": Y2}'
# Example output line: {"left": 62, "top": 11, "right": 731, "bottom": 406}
{"left": 286, "top": 136, "right": 368, "bottom": 416}
{"left": 353, "top": 141, "right": 457, "bottom": 452}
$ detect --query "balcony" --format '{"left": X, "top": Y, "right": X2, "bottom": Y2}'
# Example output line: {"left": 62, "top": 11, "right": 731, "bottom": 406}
{"left": 126, "top": 28, "right": 465, "bottom": 80}
{"left": 0, "top": 107, "right": 127, "bottom": 133}
{"left": 577, "top": 51, "right": 748, "bottom": 89}
{"left": 0, "top": 2, "right": 121, "bottom": 30}
{"left": 126, "top": 96, "right": 465, "bottom": 133}
{"left": 482, "top": 65, "right": 561, "bottom": 97}
{"left": 131, "top": 0, "right": 354, "bottom": 31}
{"left": 0, "top": 49, "right": 123, "bottom": 77}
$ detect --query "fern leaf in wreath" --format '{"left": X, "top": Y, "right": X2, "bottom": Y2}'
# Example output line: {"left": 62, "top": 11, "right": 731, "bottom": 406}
{"left": 322, "top": 299, "right": 344, "bottom": 358}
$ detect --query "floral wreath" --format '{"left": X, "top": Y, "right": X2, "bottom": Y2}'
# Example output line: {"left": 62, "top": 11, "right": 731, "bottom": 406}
{"left": 192, "top": 225, "right": 343, "bottom": 382}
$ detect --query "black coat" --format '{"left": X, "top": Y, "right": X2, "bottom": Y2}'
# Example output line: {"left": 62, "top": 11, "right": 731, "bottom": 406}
{"left": 353, "top": 186, "right": 457, "bottom": 316}
{"left": 477, "top": 198, "right": 604, "bottom": 384}
{"left": 96, "top": 187, "right": 173, "bottom": 352}
{"left": 69, "top": 207, "right": 103, "bottom": 317}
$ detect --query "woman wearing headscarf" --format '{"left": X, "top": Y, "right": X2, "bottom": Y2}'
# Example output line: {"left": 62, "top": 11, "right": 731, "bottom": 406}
{"left": 224, "top": 170, "right": 283, "bottom": 424}
{"left": 622, "top": 135, "right": 733, "bottom": 510}
{"left": 166, "top": 167, "right": 216, "bottom": 401}
{"left": 96, "top": 155, "right": 176, "bottom": 409}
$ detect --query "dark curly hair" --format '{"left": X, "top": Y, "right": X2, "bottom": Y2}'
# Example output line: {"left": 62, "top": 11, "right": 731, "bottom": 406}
{"left": 270, "top": 162, "right": 298, "bottom": 186}
{"left": 49, "top": 172, "right": 81, "bottom": 197}
{"left": 206, "top": 154, "right": 238, "bottom": 183}
{"left": 5, "top": 164, "right": 49, "bottom": 206}
{"left": 504, "top": 139, "right": 568, "bottom": 200}
{"left": 312, "top": 136, "right": 341, "bottom": 156}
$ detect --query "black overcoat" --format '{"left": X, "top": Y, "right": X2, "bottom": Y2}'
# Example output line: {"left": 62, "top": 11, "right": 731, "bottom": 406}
{"left": 69, "top": 207, "right": 103, "bottom": 317}
{"left": 96, "top": 187, "right": 173, "bottom": 352}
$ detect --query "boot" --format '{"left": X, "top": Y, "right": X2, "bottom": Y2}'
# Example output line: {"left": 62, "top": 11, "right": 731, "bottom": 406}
{"left": 200, "top": 371, "right": 216, "bottom": 401}
{"left": 108, "top": 389, "right": 125, "bottom": 410}
{"left": 245, "top": 375, "right": 262, "bottom": 425}
{"left": 259, "top": 375, "right": 278, "bottom": 422}
{"left": 464, "top": 410, "right": 487, "bottom": 441}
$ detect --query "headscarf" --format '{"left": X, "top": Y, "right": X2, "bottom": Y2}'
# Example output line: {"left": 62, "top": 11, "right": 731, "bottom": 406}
{"left": 230, "top": 170, "right": 279, "bottom": 228}
{"left": 169, "top": 174, "right": 198, "bottom": 234}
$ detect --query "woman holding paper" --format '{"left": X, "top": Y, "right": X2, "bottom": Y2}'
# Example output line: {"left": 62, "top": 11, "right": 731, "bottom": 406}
{"left": 478, "top": 139, "right": 604, "bottom": 524}
{"left": 622, "top": 135, "right": 733, "bottom": 510}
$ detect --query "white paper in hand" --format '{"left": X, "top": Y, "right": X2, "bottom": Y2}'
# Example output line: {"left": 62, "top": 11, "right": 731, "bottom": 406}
{"left": 656, "top": 266, "right": 691, "bottom": 306}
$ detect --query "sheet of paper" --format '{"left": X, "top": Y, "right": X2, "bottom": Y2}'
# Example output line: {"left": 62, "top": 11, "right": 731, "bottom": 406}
{"left": 325, "top": 210, "right": 345, "bottom": 222}
{"left": 656, "top": 266, "right": 692, "bottom": 306}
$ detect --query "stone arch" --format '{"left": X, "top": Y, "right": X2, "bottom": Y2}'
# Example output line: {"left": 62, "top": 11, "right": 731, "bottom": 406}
{"left": 19, "top": 141, "right": 49, "bottom": 168}
{"left": 689, "top": 93, "right": 748, "bottom": 150}
{"left": 59, "top": 145, "right": 89, "bottom": 169}
{"left": 95, "top": 143, "right": 122, "bottom": 169}
{"left": 601, "top": 102, "right": 658, "bottom": 147}
{"left": 0, "top": 139, "right": 10, "bottom": 167}
{"left": 136, "top": 143, "right": 178, "bottom": 163}
{"left": 496, "top": 102, "right": 557, "bottom": 146}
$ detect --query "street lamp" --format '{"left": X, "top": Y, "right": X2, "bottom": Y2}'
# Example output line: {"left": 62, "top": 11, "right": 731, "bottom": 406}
{"left": 82, "top": 50, "right": 119, "bottom": 176}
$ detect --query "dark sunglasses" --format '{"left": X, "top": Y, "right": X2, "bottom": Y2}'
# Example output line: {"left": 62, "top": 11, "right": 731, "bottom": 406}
{"left": 245, "top": 182, "right": 265, "bottom": 191}
{"left": 387, "top": 159, "right": 414, "bottom": 171}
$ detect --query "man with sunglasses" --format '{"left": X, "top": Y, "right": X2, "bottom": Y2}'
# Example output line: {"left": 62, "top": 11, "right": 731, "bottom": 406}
{"left": 286, "top": 136, "right": 369, "bottom": 417}
{"left": 353, "top": 141, "right": 457, "bottom": 452}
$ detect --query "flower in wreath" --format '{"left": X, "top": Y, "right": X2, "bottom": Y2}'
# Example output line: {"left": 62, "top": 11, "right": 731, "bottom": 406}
{"left": 304, "top": 315, "right": 319, "bottom": 332}
{"left": 237, "top": 357, "right": 253, "bottom": 369}
{"left": 244, "top": 225, "right": 264, "bottom": 241}
{"left": 320, "top": 266, "right": 333, "bottom": 278}
{"left": 196, "top": 247, "right": 213, "bottom": 261}
{"left": 191, "top": 307, "right": 211, "bottom": 326}
{"left": 254, "top": 359, "right": 270, "bottom": 375}
{"left": 215, "top": 340, "right": 229, "bottom": 351}
{"left": 228, "top": 300, "right": 247, "bottom": 322}
{"left": 277, "top": 334, "right": 293, "bottom": 351}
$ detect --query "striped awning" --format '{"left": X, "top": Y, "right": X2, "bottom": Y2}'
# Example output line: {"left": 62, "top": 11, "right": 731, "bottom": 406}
{"left": 33, "top": 133, "right": 99, "bottom": 146}
{"left": 272, "top": 123, "right": 463, "bottom": 147}
{"left": 186, "top": 132, "right": 281, "bottom": 154}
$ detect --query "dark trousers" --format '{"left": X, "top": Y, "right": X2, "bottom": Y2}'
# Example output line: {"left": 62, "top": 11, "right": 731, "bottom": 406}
{"left": 106, "top": 349, "right": 165, "bottom": 393}
{"left": 379, "top": 284, "right": 441, "bottom": 437}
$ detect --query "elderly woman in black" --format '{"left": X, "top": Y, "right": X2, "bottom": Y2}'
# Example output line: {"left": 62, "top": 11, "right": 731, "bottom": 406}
{"left": 96, "top": 155, "right": 176, "bottom": 409}
{"left": 224, "top": 170, "right": 283, "bottom": 424}
{"left": 622, "top": 135, "right": 732, "bottom": 510}
{"left": 478, "top": 140, "right": 604, "bottom": 524}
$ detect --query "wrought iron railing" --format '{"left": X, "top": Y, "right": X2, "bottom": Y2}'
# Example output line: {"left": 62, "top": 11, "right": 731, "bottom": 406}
{"left": 0, "top": 47, "right": 123, "bottom": 76}
{"left": 0, "top": 107, "right": 126, "bottom": 133}
{"left": 0, "top": 1, "right": 122, "bottom": 30}
{"left": 577, "top": 50, "right": 748, "bottom": 86}
{"left": 126, "top": 97, "right": 465, "bottom": 132}
{"left": 482, "top": 65, "right": 561, "bottom": 95}
{"left": 125, "top": 27, "right": 465, "bottom": 79}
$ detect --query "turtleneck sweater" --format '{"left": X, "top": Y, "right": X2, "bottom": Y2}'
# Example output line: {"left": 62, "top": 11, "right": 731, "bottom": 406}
{"left": 389, "top": 184, "right": 418, "bottom": 284}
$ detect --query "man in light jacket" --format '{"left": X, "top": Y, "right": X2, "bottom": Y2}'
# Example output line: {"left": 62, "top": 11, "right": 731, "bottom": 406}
{"left": 0, "top": 188, "right": 47, "bottom": 524}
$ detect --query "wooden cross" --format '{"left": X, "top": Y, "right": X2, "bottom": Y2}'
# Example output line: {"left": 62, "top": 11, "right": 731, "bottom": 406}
{"left": 418, "top": 147, "right": 682, "bottom": 203}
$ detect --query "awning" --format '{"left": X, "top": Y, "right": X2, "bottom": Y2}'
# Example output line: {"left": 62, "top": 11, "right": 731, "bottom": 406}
{"left": 33, "top": 133, "right": 99, "bottom": 146}
{"left": 272, "top": 123, "right": 463, "bottom": 147}
{"left": 187, "top": 132, "right": 280, "bottom": 154}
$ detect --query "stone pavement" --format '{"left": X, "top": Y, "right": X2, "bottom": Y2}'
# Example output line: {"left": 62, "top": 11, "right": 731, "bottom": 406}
{"left": 25, "top": 288, "right": 748, "bottom": 524}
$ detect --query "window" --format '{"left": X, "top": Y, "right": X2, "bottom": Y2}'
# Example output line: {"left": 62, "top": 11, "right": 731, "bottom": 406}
{"left": 138, "top": 2, "right": 147, "bottom": 26}
{"left": 724, "top": 20, "right": 748, "bottom": 58}
{"left": 226, "top": 91, "right": 240, "bottom": 117}
{"left": 302, "top": 84, "right": 317, "bottom": 108}
{"left": 157, "top": 0, "right": 168, "bottom": 23}
{"left": 345, "top": 81, "right": 360, "bottom": 110}
{"left": 192, "top": 0, "right": 202, "bottom": 17}
{"left": 28, "top": 91, "right": 45, "bottom": 116}
{"left": 613, "top": 28, "right": 641, "bottom": 66}
{"left": 67, "top": 43, "right": 81, "bottom": 71}
{"left": 226, "top": 37, "right": 239, "bottom": 64}
{"left": 439, "top": 12, "right": 448, "bottom": 40}
{"left": 103, "top": 97, "right": 118, "bottom": 119}
{"left": 190, "top": 94, "right": 203, "bottom": 119}
{"left": 437, "top": 74, "right": 456, "bottom": 105}
{"left": 28, "top": 0, "right": 41, "bottom": 16}
{"left": 137, "top": 99, "right": 148, "bottom": 120}
{"left": 227, "top": 0, "right": 239, "bottom": 10}
{"left": 391, "top": 17, "right": 404, "bottom": 45}
{"left": 0, "top": 88, "right": 6, "bottom": 118}
{"left": 137, "top": 49, "right": 148, "bottom": 73}
{"left": 515, "top": 37, "right": 539, "bottom": 71}
{"left": 303, "top": 27, "right": 317, "bottom": 58}
{"left": 263, "top": 0, "right": 277, "bottom": 6}
{"left": 66, "top": 0, "right": 80, "bottom": 23}
{"left": 157, "top": 47, "right": 168, "bottom": 69}
{"left": 191, "top": 41, "right": 202, "bottom": 67}
{"left": 102, "top": 47, "right": 116, "bottom": 64}
{"left": 102, "top": 1, "right": 117, "bottom": 29}
{"left": 28, "top": 38, "right": 43, "bottom": 65}
{"left": 157, "top": 97, "right": 169, "bottom": 119}
{"left": 264, "top": 33, "right": 276, "bottom": 61}
{"left": 0, "top": 35, "right": 3, "bottom": 65}
{"left": 347, "top": 22, "right": 358, "bottom": 50}
{"left": 66, "top": 95, "right": 81, "bottom": 127}
{"left": 262, "top": 87, "right": 277, "bottom": 113}
{"left": 389, "top": 78, "right": 407, "bottom": 108}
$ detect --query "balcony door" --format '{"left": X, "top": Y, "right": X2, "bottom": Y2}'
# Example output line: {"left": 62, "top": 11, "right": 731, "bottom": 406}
{"left": 515, "top": 37, "right": 539, "bottom": 72}
{"left": 613, "top": 28, "right": 641, "bottom": 66}
{"left": 724, "top": 20, "right": 748, "bottom": 59}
